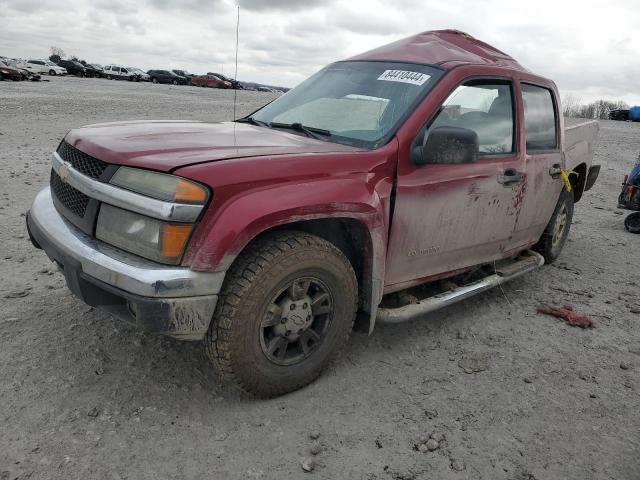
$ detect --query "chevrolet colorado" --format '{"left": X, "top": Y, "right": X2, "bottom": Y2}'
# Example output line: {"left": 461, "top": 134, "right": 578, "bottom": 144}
{"left": 27, "top": 30, "right": 599, "bottom": 397}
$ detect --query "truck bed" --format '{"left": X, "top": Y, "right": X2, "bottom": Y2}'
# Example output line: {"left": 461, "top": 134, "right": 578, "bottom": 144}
{"left": 564, "top": 119, "right": 599, "bottom": 170}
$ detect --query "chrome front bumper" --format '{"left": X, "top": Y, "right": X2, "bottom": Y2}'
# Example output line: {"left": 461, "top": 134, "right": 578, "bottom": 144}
{"left": 27, "top": 187, "right": 225, "bottom": 339}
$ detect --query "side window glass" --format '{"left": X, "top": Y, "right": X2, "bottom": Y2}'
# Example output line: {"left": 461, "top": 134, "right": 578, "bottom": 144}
{"left": 430, "top": 81, "right": 514, "bottom": 155}
{"left": 522, "top": 84, "right": 557, "bottom": 151}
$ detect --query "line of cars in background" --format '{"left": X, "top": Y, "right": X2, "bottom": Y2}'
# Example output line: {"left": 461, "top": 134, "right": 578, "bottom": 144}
{"left": 0, "top": 56, "right": 286, "bottom": 92}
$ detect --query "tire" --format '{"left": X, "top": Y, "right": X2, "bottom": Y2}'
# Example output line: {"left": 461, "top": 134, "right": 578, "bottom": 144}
{"left": 152, "top": 77, "right": 158, "bottom": 83}
{"left": 624, "top": 212, "right": 640, "bottom": 234}
{"left": 533, "top": 188, "right": 574, "bottom": 264}
{"left": 49, "top": 69, "right": 56, "bottom": 76}
{"left": 205, "top": 231, "right": 358, "bottom": 398}
{"left": 172, "top": 79, "right": 178, "bottom": 85}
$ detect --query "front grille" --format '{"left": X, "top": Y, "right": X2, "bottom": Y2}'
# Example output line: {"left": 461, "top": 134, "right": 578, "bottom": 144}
{"left": 50, "top": 170, "right": 90, "bottom": 218}
{"left": 57, "top": 141, "right": 109, "bottom": 179}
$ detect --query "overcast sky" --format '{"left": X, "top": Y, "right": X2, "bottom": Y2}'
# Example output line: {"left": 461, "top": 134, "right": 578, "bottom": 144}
{"left": 2, "top": 0, "right": 639, "bottom": 104}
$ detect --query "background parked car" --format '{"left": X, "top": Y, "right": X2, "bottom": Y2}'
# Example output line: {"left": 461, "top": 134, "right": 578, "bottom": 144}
{"left": 103, "top": 65, "right": 140, "bottom": 81}
{"left": 207, "top": 72, "right": 242, "bottom": 89}
{"left": 191, "top": 74, "right": 232, "bottom": 88}
{"left": 4, "top": 59, "right": 33, "bottom": 80}
{"left": 83, "top": 64, "right": 103, "bottom": 78}
{"left": 147, "top": 70, "right": 186, "bottom": 85}
{"left": 172, "top": 69, "right": 193, "bottom": 84}
{"left": 0, "top": 60, "right": 23, "bottom": 81}
{"left": 128, "top": 68, "right": 150, "bottom": 81}
{"left": 23, "top": 59, "right": 67, "bottom": 76}
{"left": 84, "top": 63, "right": 102, "bottom": 78}
{"left": 56, "top": 60, "right": 86, "bottom": 76}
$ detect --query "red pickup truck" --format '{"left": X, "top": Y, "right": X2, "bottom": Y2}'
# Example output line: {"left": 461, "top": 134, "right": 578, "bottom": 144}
{"left": 27, "top": 30, "right": 599, "bottom": 397}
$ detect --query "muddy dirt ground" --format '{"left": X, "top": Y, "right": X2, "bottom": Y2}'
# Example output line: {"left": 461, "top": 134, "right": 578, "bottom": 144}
{"left": 1, "top": 77, "right": 639, "bottom": 480}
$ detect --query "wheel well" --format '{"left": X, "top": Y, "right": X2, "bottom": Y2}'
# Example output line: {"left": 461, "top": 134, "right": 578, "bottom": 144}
{"left": 247, "top": 218, "right": 374, "bottom": 314}
{"left": 571, "top": 163, "right": 587, "bottom": 203}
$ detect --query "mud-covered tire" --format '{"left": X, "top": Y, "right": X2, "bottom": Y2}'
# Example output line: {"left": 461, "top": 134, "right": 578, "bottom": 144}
{"left": 205, "top": 231, "right": 358, "bottom": 398}
{"left": 533, "top": 188, "right": 574, "bottom": 264}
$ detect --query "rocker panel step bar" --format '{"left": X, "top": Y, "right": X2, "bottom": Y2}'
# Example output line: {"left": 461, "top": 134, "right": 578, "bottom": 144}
{"left": 376, "top": 250, "right": 545, "bottom": 324}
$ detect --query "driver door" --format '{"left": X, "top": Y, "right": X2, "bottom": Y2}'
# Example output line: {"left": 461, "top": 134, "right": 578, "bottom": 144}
{"left": 385, "top": 79, "right": 525, "bottom": 288}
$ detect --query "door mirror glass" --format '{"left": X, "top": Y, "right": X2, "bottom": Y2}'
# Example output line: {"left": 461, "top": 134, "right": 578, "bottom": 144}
{"left": 416, "top": 126, "right": 479, "bottom": 165}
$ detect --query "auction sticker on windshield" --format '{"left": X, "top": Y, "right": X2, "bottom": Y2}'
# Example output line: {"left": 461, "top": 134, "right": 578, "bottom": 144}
{"left": 377, "top": 70, "right": 430, "bottom": 85}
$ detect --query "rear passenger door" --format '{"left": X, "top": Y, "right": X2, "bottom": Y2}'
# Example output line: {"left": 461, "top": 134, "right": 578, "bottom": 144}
{"left": 510, "top": 83, "right": 563, "bottom": 248}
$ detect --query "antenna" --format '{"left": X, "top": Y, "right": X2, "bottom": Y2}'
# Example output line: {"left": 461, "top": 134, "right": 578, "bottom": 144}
{"left": 232, "top": 2, "right": 240, "bottom": 120}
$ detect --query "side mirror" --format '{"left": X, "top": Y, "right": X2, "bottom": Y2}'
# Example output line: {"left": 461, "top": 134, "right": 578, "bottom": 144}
{"left": 414, "top": 126, "right": 479, "bottom": 165}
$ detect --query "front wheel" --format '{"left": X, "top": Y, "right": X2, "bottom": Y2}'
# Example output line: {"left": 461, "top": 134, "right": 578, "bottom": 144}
{"left": 205, "top": 231, "right": 358, "bottom": 398}
{"left": 49, "top": 69, "right": 56, "bottom": 76}
{"left": 533, "top": 188, "right": 574, "bottom": 264}
{"left": 152, "top": 77, "right": 158, "bottom": 83}
{"left": 172, "top": 79, "right": 178, "bottom": 85}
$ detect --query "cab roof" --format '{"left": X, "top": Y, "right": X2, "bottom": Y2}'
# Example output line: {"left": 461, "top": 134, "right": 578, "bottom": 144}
{"left": 347, "top": 29, "right": 527, "bottom": 72}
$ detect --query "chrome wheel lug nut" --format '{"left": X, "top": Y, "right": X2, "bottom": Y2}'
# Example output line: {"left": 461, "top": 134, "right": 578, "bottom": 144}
{"left": 290, "top": 304, "right": 296, "bottom": 310}
{"left": 280, "top": 318, "right": 287, "bottom": 324}
{"left": 302, "top": 303, "right": 308, "bottom": 309}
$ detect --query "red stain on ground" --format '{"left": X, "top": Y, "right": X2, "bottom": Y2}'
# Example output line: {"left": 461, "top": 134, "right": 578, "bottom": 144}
{"left": 537, "top": 305, "right": 594, "bottom": 329}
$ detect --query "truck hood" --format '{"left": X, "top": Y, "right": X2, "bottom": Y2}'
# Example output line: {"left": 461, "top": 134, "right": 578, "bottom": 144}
{"left": 64, "top": 120, "right": 361, "bottom": 172}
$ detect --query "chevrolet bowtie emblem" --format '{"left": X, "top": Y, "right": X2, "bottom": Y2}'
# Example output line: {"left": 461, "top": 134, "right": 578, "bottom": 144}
{"left": 58, "top": 162, "right": 71, "bottom": 183}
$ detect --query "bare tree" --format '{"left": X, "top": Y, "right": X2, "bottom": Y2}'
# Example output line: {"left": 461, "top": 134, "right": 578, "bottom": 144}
{"left": 561, "top": 94, "right": 630, "bottom": 119}
{"left": 49, "top": 46, "right": 66, "bottom": 59}
{"left": 561, "top": 93, "right": 581, "bottom": 117}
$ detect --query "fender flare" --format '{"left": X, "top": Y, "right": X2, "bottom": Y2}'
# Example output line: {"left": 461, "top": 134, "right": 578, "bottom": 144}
{"left": 186, "top": 181, "right": 391, "bottom": 333}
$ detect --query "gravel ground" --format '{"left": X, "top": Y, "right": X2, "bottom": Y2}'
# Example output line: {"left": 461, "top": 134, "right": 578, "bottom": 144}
{"left": 1, "top": 77, "right": 639, "bottom": 480}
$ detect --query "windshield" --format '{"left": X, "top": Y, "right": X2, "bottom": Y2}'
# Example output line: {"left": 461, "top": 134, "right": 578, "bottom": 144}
{"left": 250, "top": 61, "right": 443, "bottom": 149}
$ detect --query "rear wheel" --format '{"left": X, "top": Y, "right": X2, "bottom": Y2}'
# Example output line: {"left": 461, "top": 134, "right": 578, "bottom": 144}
{"left": 172, "top": 79, "right": 178, "bottom": 85}
{"left": 152, "top": 77, "right": 158, "bottom": 83}
{"left": 205, "top": 231, "right": 357, "bottom": 398}
{"left": 533, "top": 188, "right": 574, "bottom": 264}
{"left": 49, "top": 69, "right": 56, "bottom": 76}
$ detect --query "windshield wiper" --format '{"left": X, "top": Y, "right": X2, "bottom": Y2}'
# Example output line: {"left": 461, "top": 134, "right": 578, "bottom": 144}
{"left": 269, "top": 122, "right": 331, "bottom": 140}
{"left": 236, "top": 116, "right": 269, "bottom": 127}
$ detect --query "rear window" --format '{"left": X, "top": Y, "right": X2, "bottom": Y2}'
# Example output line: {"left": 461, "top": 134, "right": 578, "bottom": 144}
{"left": 522, "top": 84, "right": 557, "bottom": 151}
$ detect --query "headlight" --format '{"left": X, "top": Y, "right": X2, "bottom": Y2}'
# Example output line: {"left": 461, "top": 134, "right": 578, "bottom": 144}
{"left": 110, "top": 167, "right": 208, "bottom": 204}
{"left": 96, "top": 204, "right": 193, "bottom": 265}
{"left": 95, "top": 167, "right": 210, "bottom": 265}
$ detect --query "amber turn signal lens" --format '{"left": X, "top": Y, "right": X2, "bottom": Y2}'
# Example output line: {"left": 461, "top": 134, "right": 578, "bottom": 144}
{"left": 175, "top": 179, "right": 208, "bottom": 203}
{"left": 161, "top": 224, "right": 193, "bottom": 259}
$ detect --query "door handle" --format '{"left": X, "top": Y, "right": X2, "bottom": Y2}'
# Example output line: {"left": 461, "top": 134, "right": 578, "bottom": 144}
{"left": 497, "top": 169, "right": 524, "bottom": 186}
